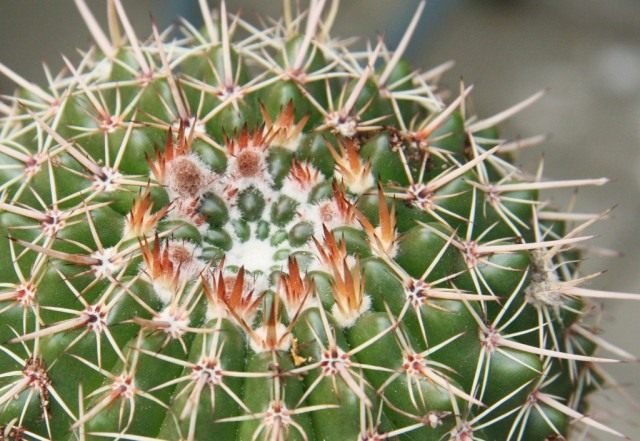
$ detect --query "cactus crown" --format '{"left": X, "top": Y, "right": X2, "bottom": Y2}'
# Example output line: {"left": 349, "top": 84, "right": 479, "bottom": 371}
{"left": 0, "top": 1, "right": 636, "bottom": 440}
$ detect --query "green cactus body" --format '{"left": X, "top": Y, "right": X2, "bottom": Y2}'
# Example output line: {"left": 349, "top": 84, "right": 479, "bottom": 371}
{"left": 0, "top": 1, "right": 634, "bottom": 440}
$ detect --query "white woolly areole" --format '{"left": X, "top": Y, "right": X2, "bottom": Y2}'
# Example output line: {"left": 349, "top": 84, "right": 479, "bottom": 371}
{"left": 154, "top": 307, "right": 190, "bottom": 339}
{"left": 335, "top": 171, "right": 374, "bottom": 195}
{"left": 299, "top": 202, "right": 350, "bottom": 238}
{"left": 91, "top": 247, "right": 120, "bottom": 279}
{"left": 171, "top": 116, "right": 205, "bottom": 135}
{"left": 205, "top": 301, "right": 231, "bottom": 322}
{"left": 280, "top": 179, "right": 313, "bottom": 204}
{"left": 227, "top": 148, "right": 271, "bottom": 184}
{"left": 111, "top": 374, "right": 136, "bottom": 399}
{"left": 141, "top": 241, "right": 205, "bottom": 304}
{"left": 225, "top": 238, "right": 279, "bottom": 276}
{"left": 166, "top": 153, "right": 213, "bottom": 199}
{"left": 230, "top": 175, "right": 276, "bottom": 200}
{"left": 203, "top": 270, "right": 263, "bottom": 324}
{"left": 250, "top": 323, "right": 292, "bottom": 352}
{"left": 42, "top": 209, "right": 65, "bottom": 237}
{"left": 14, "top": 282, "right": 36, "bottom": 307}
{"left": 279, "top": 164, "right": 323, "bottom": 204}
{"left": 326, "top": 112, "right": 358, "bottom": 137}
{"left": 373, "top": 225, "right": 398, "bottom": 258}
{"left": 167, "top": 240, "right": 204, "bottom": 279}
{"left": 273, "top": 132, "right": 305, "bottom": 152}
{"left": 152, "top": 282, "right": 174, "bottom": 305}
{"left": 331, "top": 294, "right": 371, "bottom": 328}
{"left": 92, "top": 167, "right": 122, "bottom": 193}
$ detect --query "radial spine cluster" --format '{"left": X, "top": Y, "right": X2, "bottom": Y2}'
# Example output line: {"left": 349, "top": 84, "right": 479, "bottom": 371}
{"left": 0, "top": 1, "right": 637, "bottom": 440}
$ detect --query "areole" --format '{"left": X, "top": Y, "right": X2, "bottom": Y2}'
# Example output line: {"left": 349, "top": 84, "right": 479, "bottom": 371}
{"left": 0, "top": 1, "right": 637, "bottom": 440}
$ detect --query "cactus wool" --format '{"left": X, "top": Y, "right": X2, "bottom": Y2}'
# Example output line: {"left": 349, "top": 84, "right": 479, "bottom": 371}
{"left": 0, "top": 1, "right": 636, "bottom": 440}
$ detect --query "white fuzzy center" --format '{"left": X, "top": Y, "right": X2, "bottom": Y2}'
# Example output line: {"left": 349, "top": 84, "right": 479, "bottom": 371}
{"left": 225, "top": 238, "right": 279, "bottom": 276}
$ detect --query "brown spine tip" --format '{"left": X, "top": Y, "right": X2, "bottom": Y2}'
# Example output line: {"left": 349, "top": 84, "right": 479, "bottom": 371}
{"left": 279, "top": 257, "right": 314, "bottom": 315}
{"left": 125, "top": 189, "right": 169, "bottom": 238}
{"left": 139, "top": 235, "right": 180, "bottom": 296}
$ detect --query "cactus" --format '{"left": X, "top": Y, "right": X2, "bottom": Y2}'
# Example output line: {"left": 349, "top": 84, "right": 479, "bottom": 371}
{"left": 0, "top": 1, "right": 637, "bottom": 440}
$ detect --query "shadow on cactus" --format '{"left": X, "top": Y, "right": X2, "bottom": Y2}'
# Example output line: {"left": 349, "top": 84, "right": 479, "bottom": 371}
{"left": 0, "top": 1, "right": 637, "bottom": 440}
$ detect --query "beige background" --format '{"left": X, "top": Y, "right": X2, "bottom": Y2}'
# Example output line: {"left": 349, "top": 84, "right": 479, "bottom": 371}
{"left": 1, "top": 1, "right": 639, "bottom": 439}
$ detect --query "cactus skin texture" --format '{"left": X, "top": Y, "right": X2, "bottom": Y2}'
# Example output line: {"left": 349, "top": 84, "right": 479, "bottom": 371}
{"left": 0, "top": 1, "right": 637, "bottom": 440}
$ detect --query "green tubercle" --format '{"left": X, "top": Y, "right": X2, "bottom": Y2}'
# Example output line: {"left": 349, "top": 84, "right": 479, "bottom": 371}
{"left": 0, "top": 1, "right": 634, "bottom": 440}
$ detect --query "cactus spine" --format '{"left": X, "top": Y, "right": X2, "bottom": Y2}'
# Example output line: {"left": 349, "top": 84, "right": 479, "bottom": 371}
{"left": 0, "top": 1, "right": 637, "bottom": 440}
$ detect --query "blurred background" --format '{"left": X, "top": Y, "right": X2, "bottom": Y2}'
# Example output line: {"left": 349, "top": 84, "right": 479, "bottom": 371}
{"left": 1, "top": 1, "right": 639, "bottom": 438}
